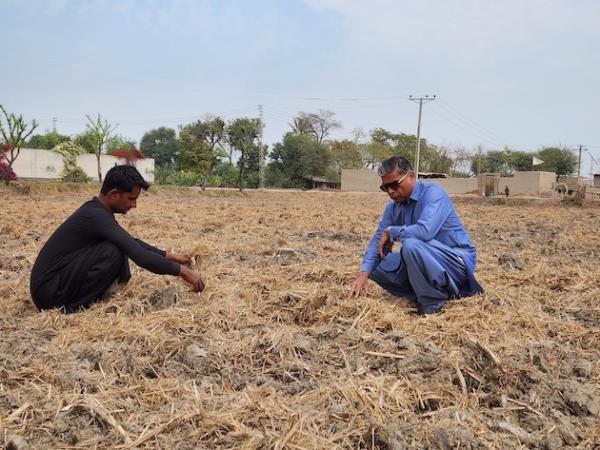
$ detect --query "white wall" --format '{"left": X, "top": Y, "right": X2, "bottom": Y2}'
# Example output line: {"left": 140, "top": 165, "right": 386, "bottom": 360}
{"left": 341, "top": 169, "right": 555, "bottom": 195}
{"left": 11, "top": 148, "right": 155, "bottom": 183}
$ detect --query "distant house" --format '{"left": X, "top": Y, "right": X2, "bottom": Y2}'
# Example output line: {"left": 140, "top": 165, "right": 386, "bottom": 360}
{"left": 303, "top": 175, "right": 341, "bottom": 190}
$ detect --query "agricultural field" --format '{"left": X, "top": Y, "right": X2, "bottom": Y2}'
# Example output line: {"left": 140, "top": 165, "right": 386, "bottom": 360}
{"left": 0, "top": 185, "right": 599, "bottom": 449}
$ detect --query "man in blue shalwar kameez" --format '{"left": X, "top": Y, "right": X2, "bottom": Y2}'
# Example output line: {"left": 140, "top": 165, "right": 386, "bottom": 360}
{"left": 349, "top": 156, "right": 483, "bottom": 314}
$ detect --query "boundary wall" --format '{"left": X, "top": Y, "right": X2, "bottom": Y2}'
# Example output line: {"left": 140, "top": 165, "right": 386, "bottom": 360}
{"left": 11, "top": 148, "right": 155, "bottom": 182}
{"left": 341, "top": 169, "right": 555, "bottom": 195}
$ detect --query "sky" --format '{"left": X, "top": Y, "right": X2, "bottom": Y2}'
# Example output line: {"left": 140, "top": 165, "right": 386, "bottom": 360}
{"left": 2, "top": 0, "right": 600, "bottom": 175}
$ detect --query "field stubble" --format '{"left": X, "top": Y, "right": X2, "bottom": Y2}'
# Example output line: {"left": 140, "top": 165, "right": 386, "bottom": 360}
{"left": 0, "top": 186, "right": 599, "bottom": 449}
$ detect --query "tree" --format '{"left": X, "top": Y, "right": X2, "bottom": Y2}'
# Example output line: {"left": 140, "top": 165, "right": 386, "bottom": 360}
{"left": 73, "top": 130, "right": 96, "bottom": 153}
{"left": 85, "top": 114, "right": 118, "bottom": 181}
{"left": 536, "top": 147, "right": 577, "bottom": 178}
{"left": 290, "top": 110, "right": 341, "bottom": 144}
{"left": 289, "top": 115, "right": 313, "bottom": 135}
{"left": 0, "top": 105, "right": 38, "bottom": 183}
{"left": 329, "top": 139, "right": 362, "bottom": 173}
{"left": 508, "top": 150, "right": 534, "bottom": 172}
{"left": 359, "top": 141, "right": 395, "bottom": 169}
{"left": 269, "top": 132, "right": 331, "bottom": 184}
{"left": 449, "top": 145, "right": 471, "bottom": 176}
{"left": 106, "top": 134, "right": 136, "bottom": 154}
{"left": 178, "top": 115, "right": 226, "bottom": 189}
{"left": 470, "top": 146, "right": 487, "bottom": 175}
{"left": 227, "top": 117, "right": 262, "bottom": 190}
{"left": 28, "top": 131, "right": 70, "bottom": 149}
{"left": 139, "top": 127, "right": 180, "bottom": 167}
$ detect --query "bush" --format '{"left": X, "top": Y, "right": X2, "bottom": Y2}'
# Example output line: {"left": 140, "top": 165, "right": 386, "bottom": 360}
{"left": 0, "top": 153, "right": 16, "bottom": 183}
{"left": 167, "top": 170, "right": 201, "bottom": 186}
{"left": 211, "top": 163, "right": 239, "bottom": 188}
{"left": 153, "top": 166, "right": 200, "bottom": 186}
{"left": 58, "top": 166, "right": 91, "bottom": 183}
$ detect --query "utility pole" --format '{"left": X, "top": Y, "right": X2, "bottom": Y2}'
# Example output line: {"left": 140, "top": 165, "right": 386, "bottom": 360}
{"left": 409, "top": 95, "right": 436, "bottom": 179}
{"left": 52, "top": 117, "right": 57, "bottom": 133}
{"left": 577, "top": 144, "right": 583, "bottom": 178}
{"left": 258, "top": 104, "right": 265, "bottom": 190}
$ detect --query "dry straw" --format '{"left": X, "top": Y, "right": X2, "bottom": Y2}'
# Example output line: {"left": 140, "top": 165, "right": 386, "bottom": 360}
{"left": 0, "top": 184, "right": 598, "bottom": 449}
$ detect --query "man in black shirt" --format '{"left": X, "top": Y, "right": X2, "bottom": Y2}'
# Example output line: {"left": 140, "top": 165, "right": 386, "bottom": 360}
{"left": 30, "top": 165, "right": 204, "bottom": 312}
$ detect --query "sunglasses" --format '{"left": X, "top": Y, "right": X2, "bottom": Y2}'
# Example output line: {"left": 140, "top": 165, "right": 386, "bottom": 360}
{"left": 379, "top": 173, "right": 409, "bottom": 192}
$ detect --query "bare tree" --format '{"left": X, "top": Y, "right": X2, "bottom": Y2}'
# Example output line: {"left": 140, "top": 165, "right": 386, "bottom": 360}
{"left": 351, "top": 127, "right": 366, "bottom": 144}
{"left": 307, "top": 109, "right": 341, "bottom": 144}
{"left": 0, "top": 105, "right": 38, "bottom": 184}
{"left": 85, "top": 114, "right": 118, "bottom": 181}
{"left": 450, "top": 144, "right": 471, "bottom": 176}
{"left": 291, "top": 110, "right": 342, "bottom": 144}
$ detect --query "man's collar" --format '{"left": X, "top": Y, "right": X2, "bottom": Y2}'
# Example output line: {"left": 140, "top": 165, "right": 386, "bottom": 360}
{"left": 409, "top": 179, "right": 423, "bottom": 202}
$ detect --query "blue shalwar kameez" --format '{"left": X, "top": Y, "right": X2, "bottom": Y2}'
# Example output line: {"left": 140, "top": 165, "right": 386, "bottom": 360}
{"left": 360, "top": 180, "right": 483, "bottom": 313}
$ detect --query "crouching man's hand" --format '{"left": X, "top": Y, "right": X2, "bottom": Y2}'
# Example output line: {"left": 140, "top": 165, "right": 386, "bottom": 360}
{"left": 348, "top": 271, "right": 370, "bottom": 298}
{"left": 167, "top": 253, "right": 192, "bottom": 266}
{"left": 179, "top": 265, "right": 205, "bottom": 292}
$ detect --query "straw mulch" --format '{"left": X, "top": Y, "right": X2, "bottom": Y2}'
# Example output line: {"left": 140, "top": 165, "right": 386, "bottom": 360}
{"left": 0, "top": 185, "right": 599, "bottom": 449}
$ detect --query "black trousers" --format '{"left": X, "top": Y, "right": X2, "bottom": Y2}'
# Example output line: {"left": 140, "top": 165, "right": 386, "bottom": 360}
{"left": 32, "top": 242, "right": 131, "bottom": 313}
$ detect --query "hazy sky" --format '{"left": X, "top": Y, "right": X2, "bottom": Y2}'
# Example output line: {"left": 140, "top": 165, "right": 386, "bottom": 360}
{"left": 2, "top": 0, "right": 600, "bottom": 174}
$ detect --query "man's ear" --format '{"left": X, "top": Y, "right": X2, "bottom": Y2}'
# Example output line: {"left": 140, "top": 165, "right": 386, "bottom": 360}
{"left": 106, "top": 188, "right": 121, "bottom": 199}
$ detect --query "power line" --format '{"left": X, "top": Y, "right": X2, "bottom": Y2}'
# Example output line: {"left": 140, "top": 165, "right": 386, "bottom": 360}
{"left": 436, "top": 99, "right": 519, "bottom": 148}
{"left": 427, "top": 105, "right": 510, "bottom": 149}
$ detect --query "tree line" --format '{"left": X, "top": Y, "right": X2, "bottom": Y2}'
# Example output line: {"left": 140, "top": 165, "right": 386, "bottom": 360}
{"left": 0, "top": 104, "right": 579, "bottom": 187}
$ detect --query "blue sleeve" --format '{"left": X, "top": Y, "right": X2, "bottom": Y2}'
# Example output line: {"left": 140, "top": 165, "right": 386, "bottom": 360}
{"left": 360, "top": 202, "right": 395, "bottom": 273}
{"left": 398, "top": 186, "right": 452, "bottom": 242}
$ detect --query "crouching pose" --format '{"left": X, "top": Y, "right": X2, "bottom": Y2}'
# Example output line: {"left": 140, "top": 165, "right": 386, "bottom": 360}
{"left": 30, "top": 165, "right": 204, "bottom": 312}
{"left": 349, "top": 156, "right": 483, "bottom": 314}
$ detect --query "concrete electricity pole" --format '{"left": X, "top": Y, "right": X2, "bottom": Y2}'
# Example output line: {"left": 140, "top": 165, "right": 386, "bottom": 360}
{"left": 409, "top": 95, "right": 436, "bottom": 179}
{"left": 577, "top": 144, "right": 583, "bottom": 178}
{"left": 258, "top": 104, "right": 265, "bottom": 190}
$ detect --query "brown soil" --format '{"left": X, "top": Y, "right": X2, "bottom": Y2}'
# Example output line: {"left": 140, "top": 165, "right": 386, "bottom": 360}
{"left": 0, "top": 186, "right": 599, "bottom": 449}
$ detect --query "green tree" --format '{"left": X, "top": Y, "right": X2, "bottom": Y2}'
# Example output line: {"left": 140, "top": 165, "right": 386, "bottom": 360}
{"left": 269, "top": 132, "right": 331, "bottom": 184}
{"left": 289, "top": 115, "right": 313, "bottom": 135}
{"left": 470, "top": 146, "right": 487, "bottom": 175}
{"left": 0, "top": 105, "right": 38, "bottom": 184}
{"left": 536, "top": 147, "right": 578, "bottom": 177}
{"left": 329, "top": 139, "right": 362, "bottom": 173}
{"left": 359, "top": 141, "right": 395, "bottom": 169}
{"left": 139, "top": 127, "right": 180, "bottom": 167}
{"left": 227, "top": 117, "right": 261, "bottom": 190}
{"left": 507, "top": 150, "right": 533, "bottom": 172}
{"left": 84, "top": 114, "right": 118, "bottom": 181}
{"left": 73, "top": 130, "right": 96, "bottom": 153}
{"left": 106, "top": 134, "right": 136, "bottom": 154}
{"left": 178, "top": 116, "right": 226, "bottom": 190}
{"left": 28, "top": 131, "right": 71, "bottom": 149}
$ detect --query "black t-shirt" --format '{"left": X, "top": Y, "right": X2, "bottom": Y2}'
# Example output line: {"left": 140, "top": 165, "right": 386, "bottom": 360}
{"left": 31, "top": 197, "right": 180, "bottom": 291}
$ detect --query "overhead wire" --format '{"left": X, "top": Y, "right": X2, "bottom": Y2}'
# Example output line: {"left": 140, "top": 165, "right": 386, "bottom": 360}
{"left": 428, "top": 104, "right": 512, "bottom": 149}
{"left": 436, "top": 99, "right": 520, "bottom": 148}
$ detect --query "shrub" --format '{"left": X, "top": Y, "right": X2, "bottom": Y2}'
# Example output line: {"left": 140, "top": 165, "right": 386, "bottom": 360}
{"left": 0, "top": 153, "right": 16, "bottom": 183}
{"left": 152, "top": 166, "right": 200, "bottom": 186}
{"left": 58, "top": 166, "right": 91, "bottom": 183}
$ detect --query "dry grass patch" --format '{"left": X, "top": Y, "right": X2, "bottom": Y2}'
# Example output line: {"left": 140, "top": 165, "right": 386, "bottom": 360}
{"left": 0, "top": 186, "right": 599, "bottom": 449}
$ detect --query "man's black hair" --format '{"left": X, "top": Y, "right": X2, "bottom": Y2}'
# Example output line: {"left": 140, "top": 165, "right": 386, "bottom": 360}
{"left": 378, "top": 156, "right": 413, "bottom": 177}
{"left": 100, "top": 165, "right": 150, "bottom": 195}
